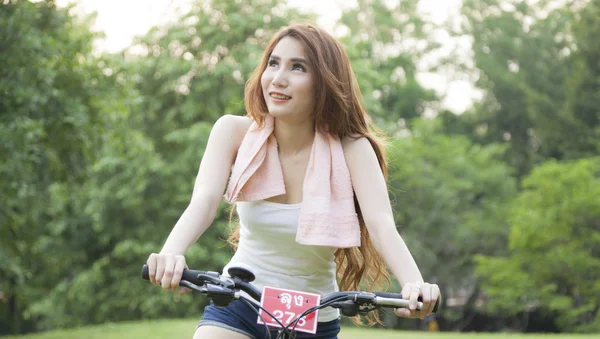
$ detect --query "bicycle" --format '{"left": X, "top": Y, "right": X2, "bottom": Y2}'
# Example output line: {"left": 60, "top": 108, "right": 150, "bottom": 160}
{"left": 141, "top": 264, "right": 440, "bottom": 339}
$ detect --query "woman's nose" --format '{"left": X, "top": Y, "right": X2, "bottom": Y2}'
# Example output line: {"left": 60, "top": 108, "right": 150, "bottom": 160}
{"left": 271, "top": 69, "right": 288, "bottom": 88}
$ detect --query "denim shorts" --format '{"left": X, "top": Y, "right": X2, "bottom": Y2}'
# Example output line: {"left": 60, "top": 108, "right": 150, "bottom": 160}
{"left": 197, "top": 299, "right": 341, "bottom": 338}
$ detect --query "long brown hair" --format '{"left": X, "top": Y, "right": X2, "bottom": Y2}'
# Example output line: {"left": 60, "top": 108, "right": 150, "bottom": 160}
{"left": 228, "top": 23, "right": 391, "bottom": 325}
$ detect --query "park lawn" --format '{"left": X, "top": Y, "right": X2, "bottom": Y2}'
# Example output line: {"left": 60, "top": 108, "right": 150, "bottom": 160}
{"left": 4, "top": 319, "right": 599, "bottom": 339}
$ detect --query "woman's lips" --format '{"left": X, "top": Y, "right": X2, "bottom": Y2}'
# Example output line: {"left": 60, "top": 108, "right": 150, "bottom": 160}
{"left": 269, "top": 92, "right": 292, "bottom": 100}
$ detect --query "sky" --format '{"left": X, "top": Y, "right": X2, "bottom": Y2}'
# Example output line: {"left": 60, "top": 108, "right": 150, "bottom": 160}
{"left": 56, "top": 0, "right": 479, "bottom": 112}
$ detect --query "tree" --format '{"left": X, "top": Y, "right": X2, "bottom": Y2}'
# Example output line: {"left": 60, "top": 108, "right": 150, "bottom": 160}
{"left": 450, "top": 0, "right": 594, "bottom": 176}
{"left": 0, "top": 0, "right": 109, "bottom": 333}
{"left": 386, "top": 118, "right": 517, "bottom": 330}
{"left": 475, "top": 157, "right": 600, "bottom": 333}
{"left": 336, "top": 0, "right": 439, "bottom": 126}
{"left": 560, "top": 0, "right": 600, "bottom": 158}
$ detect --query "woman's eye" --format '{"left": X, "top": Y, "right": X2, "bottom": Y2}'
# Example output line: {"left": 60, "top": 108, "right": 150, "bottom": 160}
{"left": 268, "top": 60, "right": 278, "bottom": 67}
{"left": 292, "top": 63, "right": 306, "bottom": 71}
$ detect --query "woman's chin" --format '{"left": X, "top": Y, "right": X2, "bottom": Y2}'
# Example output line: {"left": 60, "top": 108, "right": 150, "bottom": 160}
{"left": 267, "top": 108, "right": 291, "bottom": 118}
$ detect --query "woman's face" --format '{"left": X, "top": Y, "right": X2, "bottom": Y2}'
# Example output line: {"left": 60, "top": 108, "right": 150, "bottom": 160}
{"left": 261, "top": 37, "right": 315, "bottom": 123}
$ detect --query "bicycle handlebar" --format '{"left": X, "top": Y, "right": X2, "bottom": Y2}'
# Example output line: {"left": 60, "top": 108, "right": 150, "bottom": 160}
{"left": 141, "top": 264, "right": 439, "bottom": 314}
{"left": 141, "top": 266, "right": 218, "bottom": 284}
{"left": 141, "top": 264, "right": 263, "bottom": 301}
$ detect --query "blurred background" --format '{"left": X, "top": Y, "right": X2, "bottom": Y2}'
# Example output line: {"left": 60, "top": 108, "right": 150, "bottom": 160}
{"left": 1, "top": 0, "right": 599, "bottom": 336}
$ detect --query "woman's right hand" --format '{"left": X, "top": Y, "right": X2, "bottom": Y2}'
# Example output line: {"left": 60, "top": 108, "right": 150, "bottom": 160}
{"left": 146, "top": 253, "right": 191, "bottom": 295}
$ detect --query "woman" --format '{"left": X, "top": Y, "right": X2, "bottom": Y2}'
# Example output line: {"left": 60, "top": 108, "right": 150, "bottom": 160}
{"left": 146, "top": 23, "right": 440, "bottom": 339}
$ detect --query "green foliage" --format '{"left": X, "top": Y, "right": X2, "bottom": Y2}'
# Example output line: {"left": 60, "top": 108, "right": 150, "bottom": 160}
{"left": 451, "top": 0, "right": 597, "bottom": 176}
{"left": 337, "top": 0, "right": 439, "bottom": 125}
{"left": 453, "top": 0, "right": 600, "bottom": 331}
{"left": 562, "top": 0, "right": 600, "bottom": 158}
{"left": 386, "top": 118, "right": 516, "bottom": 326}
{"left": 0, "top": 0, "right": 108, "bottom": 334}
{"left": 476, "top": 157, "right": 600, "bottom": 332}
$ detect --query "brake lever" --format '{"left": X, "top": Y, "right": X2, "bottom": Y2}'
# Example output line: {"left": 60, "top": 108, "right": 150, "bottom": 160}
{"left": 180, "top": 280, "right": 207, "bottom": 293}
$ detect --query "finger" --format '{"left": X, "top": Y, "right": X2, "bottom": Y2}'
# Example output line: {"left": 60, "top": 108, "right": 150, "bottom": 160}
{"left": 429, "top": 285, "right": 441, "bottom": 315}
{"left": 395, "top": 308, "right": 412, "bottom": 318}
{"left": 179, "top": 287, "right": 192, "bottom": 296}
{"left": 401, "top": 284, "right": 413, "bottom": 314}
{"left": 401, "top": 285, "right": 411, "bottom": 301}
{"left": 161, "top": 255, "right": 175, "bottom": 290}
{"left": 171, "top": 256, "right": 186, "bottom": 290}
{"left": 409, "top": 285, "right": 420, "bottom": 311}
{"left": 421, "top": 283, "right": 432, "bottom": 318}
{"left": 147, "top": 253, "right": 158, "bottom": 286}
{"left": 155, "top": 255, "right": 166, "bottom": 288}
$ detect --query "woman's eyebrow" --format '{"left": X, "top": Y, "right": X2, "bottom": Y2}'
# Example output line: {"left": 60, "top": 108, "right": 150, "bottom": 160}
{"left": 269, "top": 54, "right": 308, "bottom": 64}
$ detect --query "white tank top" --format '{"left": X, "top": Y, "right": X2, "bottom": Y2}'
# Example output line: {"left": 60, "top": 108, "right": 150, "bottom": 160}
{"left": 222, "top": 200, "right": 340, "bottom": 322}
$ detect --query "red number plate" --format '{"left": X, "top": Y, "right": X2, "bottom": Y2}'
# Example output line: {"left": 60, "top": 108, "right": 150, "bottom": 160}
{"left": 257, "top": 286, "right": 320, "bottom": 334}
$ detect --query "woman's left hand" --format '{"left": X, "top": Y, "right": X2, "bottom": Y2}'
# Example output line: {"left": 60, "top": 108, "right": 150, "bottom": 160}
{"left": 395, "top": 282, "right": 441, "bottom": 319}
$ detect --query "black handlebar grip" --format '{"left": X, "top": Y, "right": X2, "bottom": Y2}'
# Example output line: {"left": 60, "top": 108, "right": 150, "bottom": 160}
{"left": 142, "top": 264, "right": 150, "bottom": 280}
{"left": 375, "top": 291, "right": 441, "bottom": 313}
{"left": 180, "top": 268, "right": 210, "bottom": 284}
{"left": 141, "top": 264, "right": 216, "bottom": 285}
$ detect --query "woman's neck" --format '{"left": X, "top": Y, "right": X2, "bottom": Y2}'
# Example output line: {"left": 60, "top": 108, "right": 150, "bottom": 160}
{"left": 273, "top": 117, "right": 315, "bottom": 155}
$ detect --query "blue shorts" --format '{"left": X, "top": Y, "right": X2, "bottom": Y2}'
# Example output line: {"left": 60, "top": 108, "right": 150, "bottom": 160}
{"left": 197, "top": 299, "right": 341, "bottom": 338}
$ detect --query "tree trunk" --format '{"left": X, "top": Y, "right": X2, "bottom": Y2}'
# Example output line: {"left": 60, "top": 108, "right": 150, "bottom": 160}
{"left": 8, "top": 278, "right": 21, "bottom": 334}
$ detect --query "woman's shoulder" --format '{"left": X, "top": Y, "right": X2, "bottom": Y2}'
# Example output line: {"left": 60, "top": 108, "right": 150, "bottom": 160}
{"left": 209, "top": 115, "right": 253, "bottom": 152}
{"left": 215, "top": 114, "right": 253, "bottom": 132}
{"left": 341, "top": 135, "right": 370, "bottom": 153}
{"left": 213, "top": 114, "right": 253, "bottom": 138}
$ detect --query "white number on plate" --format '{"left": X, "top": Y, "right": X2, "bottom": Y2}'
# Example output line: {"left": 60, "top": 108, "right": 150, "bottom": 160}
{"left": 272, "top": 310, "right": 307, "bottom": 327}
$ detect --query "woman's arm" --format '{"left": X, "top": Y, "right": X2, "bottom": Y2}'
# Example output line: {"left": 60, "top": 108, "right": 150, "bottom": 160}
{"left": 160, "top": 115, "right": 250, "bottom": 254}
{"left": 342, "top": 136, "right": 439, "bottom": 318}
{"left": 148, "top": 114, "right": 251, "bottom": 288}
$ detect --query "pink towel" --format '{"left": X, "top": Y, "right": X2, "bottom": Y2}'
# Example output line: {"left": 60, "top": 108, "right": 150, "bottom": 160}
{"left": 224, "top": 115, "right": 361, "bottom": 248}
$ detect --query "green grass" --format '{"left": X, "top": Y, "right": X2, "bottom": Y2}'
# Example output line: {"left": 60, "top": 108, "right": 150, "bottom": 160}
{"left": 4, "top": 319, "right": 599, "bottom": 339}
